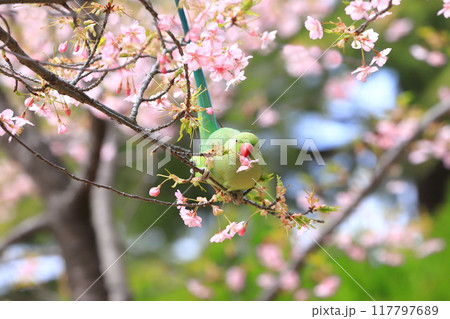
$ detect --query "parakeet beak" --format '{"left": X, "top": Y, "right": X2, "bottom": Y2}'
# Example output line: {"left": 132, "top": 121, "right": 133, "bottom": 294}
{"left": 239, "top": 143, "right": 253, "bottom": 158}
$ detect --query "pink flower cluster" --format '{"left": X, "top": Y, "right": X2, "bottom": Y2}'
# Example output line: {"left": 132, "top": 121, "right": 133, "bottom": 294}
{"left": 175, "top": 189, "right": 202, "bottom": 228}
{"left": 282, "top": 45, "right": 343, "bottom": 78}
{"left": 365, "top": 118, "right": 418, "bottom": 149}
{"left": 313, "top": 276, "right": 341, "bottom": 298}
{"left": 437, "top": 0, "right": 450, "bottom": 18}
{"left": 181, "top": 24, "right": 253, "bottom": 89}
{"left": 0, "top": 109, "right": 33, "bottom": 142}
{"left": 257, "top": 243, "right": 286, "bottom": 271}
{"left": 210, "top": 221, "right": 246, "bottom": 243}
{"left": 304, "top": 16, "right": 323, "bottom": 40}
{"left": 409, "top": 44, "right": 447, "bottom": 68}
{"left": 236, "top": 142, "right": 258, "bottom": 173}
{"left": 225, "top": 266, "right": 246, "bottom": 292}
{"left": 24, "top": 96, "right": 72, "bottom": 134}
{"left": 187, "top": 279, "right": 213, "bottom": 299}
{"left": 345, "top": 0, "right": 402, "bottom": 21}
{"left": 409, "top": 125, "right": 450, "bottom": 168}
{"left": 350, "top": 30, "right": 392, "bottom": 82}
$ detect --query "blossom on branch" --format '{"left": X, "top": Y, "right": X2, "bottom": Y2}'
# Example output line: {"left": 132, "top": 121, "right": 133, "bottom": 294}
{"left": 304, "top": 16, "right": 323, "bottom": 40}
{"left": 437, "top": 0, "right": 450, "bottom": 18}
{"left": 351, "top": 65, "right": 378, "bottom": 82}
{"left": 345, "top": 0, "right": 371, "bottom": 20}
{"left": 370, "top": 48, "right": 392, "bottom": 67}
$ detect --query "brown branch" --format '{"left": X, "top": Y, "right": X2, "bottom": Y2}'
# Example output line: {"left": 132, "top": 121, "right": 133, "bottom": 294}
{"left": 355, "top": 0, "right": 394, "bottom": 34}
{"left": 0, "top": 121, "right": 215, "bottom": 208}
{"left": 258, "top": 98, "right": 450, "bottom": 300}
{"left": 0, "top": 215, "right": 49, "bottom": 256}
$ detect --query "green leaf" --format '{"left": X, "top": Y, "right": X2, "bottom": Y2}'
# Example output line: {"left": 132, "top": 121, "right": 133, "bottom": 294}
{"left": 317, "top": 205, "right": 340, "bottom": 213}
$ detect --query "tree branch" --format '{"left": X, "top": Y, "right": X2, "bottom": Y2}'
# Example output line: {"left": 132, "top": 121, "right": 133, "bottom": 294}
{"left": 0, "top": 215, "right": 49, "bottom": 256}
{"left": 258, "top": 98, "right": 450, "bottom": 300}
{"left": 90, "top": 124, "right": 131, "bottom": 300}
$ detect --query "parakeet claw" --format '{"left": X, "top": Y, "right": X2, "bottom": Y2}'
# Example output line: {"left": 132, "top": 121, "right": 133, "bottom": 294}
{"left": 230, "top": 191, "right": 244, "bottom": 205}
{"left": 200, "top": 168, "right": 211, "bottom": 181}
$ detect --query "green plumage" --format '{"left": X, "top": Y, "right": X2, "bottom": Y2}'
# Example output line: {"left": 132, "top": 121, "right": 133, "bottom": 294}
{"left": 192, "top": 128, "right": 263, "bottom": 191}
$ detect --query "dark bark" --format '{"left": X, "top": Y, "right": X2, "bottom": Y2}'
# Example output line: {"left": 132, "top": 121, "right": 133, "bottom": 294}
{"left": 49, "top": 187, "right": 108, "bottom": 300}
{"left": 0, "top": 90, "right": 108, "bottom": 300}
{"left": 418, "top": 162, "right": 450, "bottom": 212}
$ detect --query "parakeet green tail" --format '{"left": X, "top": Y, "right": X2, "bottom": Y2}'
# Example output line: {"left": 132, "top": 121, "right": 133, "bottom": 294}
{"left": 176, "top": 1, "right": 263, "bottom": 191}
{"left": 175, "top": 0, "right": 218, "bottom": 141}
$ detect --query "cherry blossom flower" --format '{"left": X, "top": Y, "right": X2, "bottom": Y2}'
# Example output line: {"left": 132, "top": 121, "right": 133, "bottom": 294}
{"left": 210, "top": 229, "right": 232, "bottom": 243}
{"left": 409, "top": 44, "right": 428, "bottom": 61}
{"left": 351, "top": 29, "right": 379, "bottom": 52}
{"left": 58, "top": 41, "right": 68, "bottom": 53}
{"left": 1, "top": 110, "right": 34, "bottom": 141}
{"left": 122, "top": 21, "right": 146, "bottom": 46}
{"left": 183, "top": 42, "right": 204, "bottom": 71}
{"left": 345, "top": 0, "right": 372, "bottom": 20}
{"left": 294, "top": 289, "right": 310, "bottom": 301}
{"left": 101, "top": 33, "right": 120, "bottom": 66}
{"left": 426, "top": 51, "right": 447, "bottom": 67}
{"left": 323, "top": 49, "right": 343, "bottom": 70}
{"left": 365, "top": 118, "right": 419, "bottom": 149}
{"left": 187, "top": 279, "right": 213, "bottom": 299}
{"left": 370, "top": 48, "right": 392, "bottom": 67}
{"left": 437, "top": 0, "right": 450, "bottom": 18}
{"left": 314, "top": 276, "right": 341, "bottom": 298}
{"left": 175, "top": 189, "right": 186, "bottom": 204}
{"left": 256, "top": 273, "right": 276, "bottom": 289}
{"left": 260, "top": 30, "right": 277, "bottom": 49}
{"left": 304, "top": 16, "right": 323, "bottom": 40}
{"left": 148, "top": 96, "right": 172, "bottom": 111}
{"left": 282, "top": 45, "right": 322, "bottom": 77}
{"left": 257, "top": 108, "right": 280, "bottom": 128}
{"left": 225, "top": 266, "right": 246, "bottom": 292}
{"left": 179, "top": 207, "right": 202, "bottom": 228}
{"left": 225, "top": 70, "right": 247, "bottom": 91}
{"left": 149, "top": 186, "right": 160, "bottom": 197}
{"left": 384, "top": 18, "right": 414, "bottom": 42}
{"left": 280, "top": 270, "right": 300, "bottom": 292}
{"left": 371, "top": 0, "right": 391, "bottom": 11}
{"left": 257, "top": 243, "right": 286, "bottom": 271}
{"left": 73, "top": 48, "right": 88, "bottom": 59}
{"left": 236, "top": 155, "right": 259, "bottom": 173}
{"left": 157, "top": 15, "right": 174, "bottom": 31}
{"left": 28, "top": 103, "right": 52, "bottom": 118}
{"left": 225, "top": 221, "right": 247, "bottom": 237}
{"left": 416, "top": 238, "right": 446, "bottom": 258}
{"left": 201, "top": 23, "right": 226, "bottom": 49}
{"left": 0, "top": 109, "right": 15, "bottom": 135}
{"left": 57, "top": 122, "right": 68, "bottom": 135}
{"left": 374, "top": 249, "right": 404, "bottom": 266}
{"left": 209, "top": 55, "right": 234, "bottom": 82}
{"left": 186, "top": 23, "right": 202, "bottom": 42}
{"left": 345, "top": 245, "right": 367, "bottom": 261}
{"left": 210, "top": 221, "right": 246, "bottom": 243}
{"left": 351, "top": 65, "right": 378, "bottom": 82}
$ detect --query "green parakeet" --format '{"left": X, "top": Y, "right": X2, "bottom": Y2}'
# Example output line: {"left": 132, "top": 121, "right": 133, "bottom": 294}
{"left": 192, "top": 128, "right": 263, "bottom": 191}
{"left": 176, "top": 1, "right": 263, "bottom": 191}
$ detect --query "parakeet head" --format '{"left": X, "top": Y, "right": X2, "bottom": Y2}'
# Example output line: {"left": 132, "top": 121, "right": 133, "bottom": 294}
{"left": 235, "top": 132, "right": 259, "bottom": 146}
{"left": 235, "top": 132, "right": 259, "bottom": 158}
